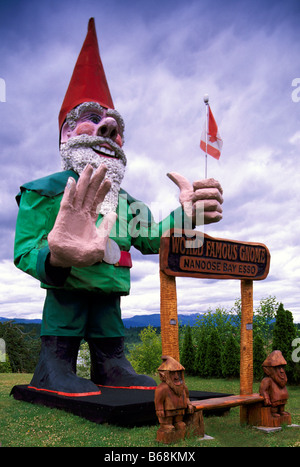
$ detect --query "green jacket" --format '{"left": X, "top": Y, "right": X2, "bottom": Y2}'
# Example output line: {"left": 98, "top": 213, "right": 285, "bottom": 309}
{"left": 14, "top": 170, "right": 187, "bottom": 296}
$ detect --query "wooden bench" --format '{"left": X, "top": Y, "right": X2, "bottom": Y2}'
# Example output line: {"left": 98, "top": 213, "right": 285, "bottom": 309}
{"left": 191, "top": 393, "right": 264, "bottom": 412}
{"left": 185, "top": 394, "right": 265, "bottom": 438}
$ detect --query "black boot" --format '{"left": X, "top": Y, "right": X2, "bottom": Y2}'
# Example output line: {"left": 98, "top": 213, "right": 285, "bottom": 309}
{"left": 30, "top": 336, "right": 101, "bottom": 395}
{"left": 88, "top": 337, "right": 157, "bottom": 388}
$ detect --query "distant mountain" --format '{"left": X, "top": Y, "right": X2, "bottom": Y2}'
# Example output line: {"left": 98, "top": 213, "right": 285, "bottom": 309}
{"left": 122, "top": 313, "right": 201, "bottom": 328}
{"left": 0, "top": 314, "right": 202, "bottom": 328}
{"left": 0, "top": 317, "right": 42, "bottom": 324}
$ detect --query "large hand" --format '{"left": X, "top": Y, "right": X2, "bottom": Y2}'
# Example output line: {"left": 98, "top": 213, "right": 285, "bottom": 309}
{"left": 48, "top": 164, "right": 117, "bottom": 268}
{"left": 167, "top": 172, "right": 223, "bottom": 225}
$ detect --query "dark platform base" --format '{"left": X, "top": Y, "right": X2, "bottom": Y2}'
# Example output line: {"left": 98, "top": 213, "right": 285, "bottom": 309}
{"left": 11, "top": 384, "right": 231, "bottom": 427}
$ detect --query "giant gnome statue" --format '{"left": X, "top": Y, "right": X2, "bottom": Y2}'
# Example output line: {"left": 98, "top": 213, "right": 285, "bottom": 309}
{"left": 14, "top": 18, "right": 223, "bottom": 396}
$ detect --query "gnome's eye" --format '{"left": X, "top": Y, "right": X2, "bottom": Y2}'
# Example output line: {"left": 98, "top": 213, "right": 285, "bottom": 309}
{"left": 88, "top": 114, "right": 102, "bottom": 124}
{"left": 80, "top": 112, "right": 102, "bottom": 124}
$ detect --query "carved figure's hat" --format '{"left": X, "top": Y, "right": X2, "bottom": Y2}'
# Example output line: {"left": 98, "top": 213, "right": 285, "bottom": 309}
{"left": 59, "top": 17, "right": 114, "bottom": 129}
{"left": 262, "top": 350, "right": 287, "bottom": 367}
{"left": 158, "top": 356, "right": 185, "bottom": 372}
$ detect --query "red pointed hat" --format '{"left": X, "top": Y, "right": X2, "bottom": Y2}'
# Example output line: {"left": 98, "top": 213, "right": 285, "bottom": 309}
{"left": 59, "top": 17, "right": 114, "bottom": 129}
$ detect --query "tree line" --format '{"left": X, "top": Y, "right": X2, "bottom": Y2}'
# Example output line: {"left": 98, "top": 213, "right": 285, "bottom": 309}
{"left": 127, "top": 296, "right": 300, "bottom": 384}
{"left": 0, "top": 322, "right": 145, "bottom": 374}
{"left": 180, "top": 298, "right": 300, "bottom": 383}
{"left": 1, "top": 296, "right": 300, "bottom": 384}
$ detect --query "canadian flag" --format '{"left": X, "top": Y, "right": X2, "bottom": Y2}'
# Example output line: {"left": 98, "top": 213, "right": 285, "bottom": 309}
{"left": 200, "top": 106, "right": 223, "bottom": 160}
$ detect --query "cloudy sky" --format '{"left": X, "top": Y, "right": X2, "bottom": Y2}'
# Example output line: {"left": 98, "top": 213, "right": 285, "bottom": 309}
{"left": 0, "top": 0, "right": 300, "bottom": 323}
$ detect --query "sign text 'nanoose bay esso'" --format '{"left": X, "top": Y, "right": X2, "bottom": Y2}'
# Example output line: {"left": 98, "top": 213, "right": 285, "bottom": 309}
{"left": 160, "top": 229, "right": 270, "bottom": 280}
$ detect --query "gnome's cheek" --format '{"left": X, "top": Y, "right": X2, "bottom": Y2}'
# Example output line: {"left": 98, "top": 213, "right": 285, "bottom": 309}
{"left": 115, "top": 134, "right": 123, "bottom": 147}
{"left": 75, "top": 122, "right": 95, "bottom": 136}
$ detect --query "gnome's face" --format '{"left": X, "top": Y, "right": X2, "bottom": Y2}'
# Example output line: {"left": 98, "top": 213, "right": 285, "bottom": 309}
{"left": 159, "top": 370, "right": 186, "bottom": 397}
{"left": 60, "top": 102, "right": 127, "bottom": 214}
{"left": 264, "top": 365, "right": 288, "bottom": 389}
{"left": 170, "top": 370, "right": 184, "bottom": 387}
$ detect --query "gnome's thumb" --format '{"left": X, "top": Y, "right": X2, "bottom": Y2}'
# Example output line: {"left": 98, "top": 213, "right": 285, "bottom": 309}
{"left": 167, "top": 172, "right": 193, "bottom": 217}
{"left": 167, "top": 172, "right": 194, "bottom": 201}
{"left": 167, "top": 172, "right": 192, "bottom": 193}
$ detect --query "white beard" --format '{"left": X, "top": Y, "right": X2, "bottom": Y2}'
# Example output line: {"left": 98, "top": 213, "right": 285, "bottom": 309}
{"left": 60, "top": 134, "right": 126, "bottom": 215}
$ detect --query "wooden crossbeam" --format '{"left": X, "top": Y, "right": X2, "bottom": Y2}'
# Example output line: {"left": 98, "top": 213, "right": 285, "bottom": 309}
{"left": 191, "top": 394, "right": 264, "bottom": 411}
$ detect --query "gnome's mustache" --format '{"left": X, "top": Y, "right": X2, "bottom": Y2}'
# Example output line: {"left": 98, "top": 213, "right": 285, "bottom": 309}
{"left": 60, "top": 134, "right": 127, "bottom": 166}
{"left": 60, "top": 133, "right": 126, "bottom": 215}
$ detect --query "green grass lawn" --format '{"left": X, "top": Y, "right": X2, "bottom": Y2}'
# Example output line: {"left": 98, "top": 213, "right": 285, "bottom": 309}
{"left": 1, "top": 373, "right": 299, "bottom": 447}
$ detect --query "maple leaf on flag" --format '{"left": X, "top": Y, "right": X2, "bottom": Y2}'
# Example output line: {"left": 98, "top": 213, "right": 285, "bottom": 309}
{"left": 200, "top": 106, "right": 223, "bottom": 160}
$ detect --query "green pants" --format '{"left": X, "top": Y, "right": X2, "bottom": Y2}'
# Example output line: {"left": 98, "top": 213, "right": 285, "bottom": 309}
{"left": 41, "top": 289, "right": 124, "bottom": 339}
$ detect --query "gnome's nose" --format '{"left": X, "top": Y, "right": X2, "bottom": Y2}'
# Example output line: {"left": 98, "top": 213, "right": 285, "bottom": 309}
{"left": 97, "top": 117, "right": 118, "bottom": 140}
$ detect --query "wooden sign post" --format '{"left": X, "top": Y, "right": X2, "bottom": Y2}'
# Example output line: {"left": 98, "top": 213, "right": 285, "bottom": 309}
{"left": 240, "top": 280, "right": 254, "bottom": 395}
{"left": 159, "top": 270, "right": 179, "bottom": 362}
{"left": 159, "top": 229, "right": 270, "bottom": 397}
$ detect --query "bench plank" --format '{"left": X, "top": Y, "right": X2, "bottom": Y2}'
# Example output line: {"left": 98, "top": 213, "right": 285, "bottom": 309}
{"left": 191, "top": 394, "right": 264, "bottom": 411}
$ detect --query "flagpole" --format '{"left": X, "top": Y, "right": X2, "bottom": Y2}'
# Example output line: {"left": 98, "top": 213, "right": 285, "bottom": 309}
{"left": 203, "top": 94, "right": 209, "bottom": 178}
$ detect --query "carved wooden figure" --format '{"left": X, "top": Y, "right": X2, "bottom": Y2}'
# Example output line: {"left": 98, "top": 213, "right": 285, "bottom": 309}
{"left": 154, "top": 356, "right": 196, "bottom": 444}
{"left": 259, "top": 350, "right": 291, "bottom": 426}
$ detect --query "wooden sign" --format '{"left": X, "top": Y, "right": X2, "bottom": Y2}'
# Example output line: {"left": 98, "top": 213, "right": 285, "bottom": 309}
{"left": 160, "top": 229, "right": 270, "bottom": 281}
